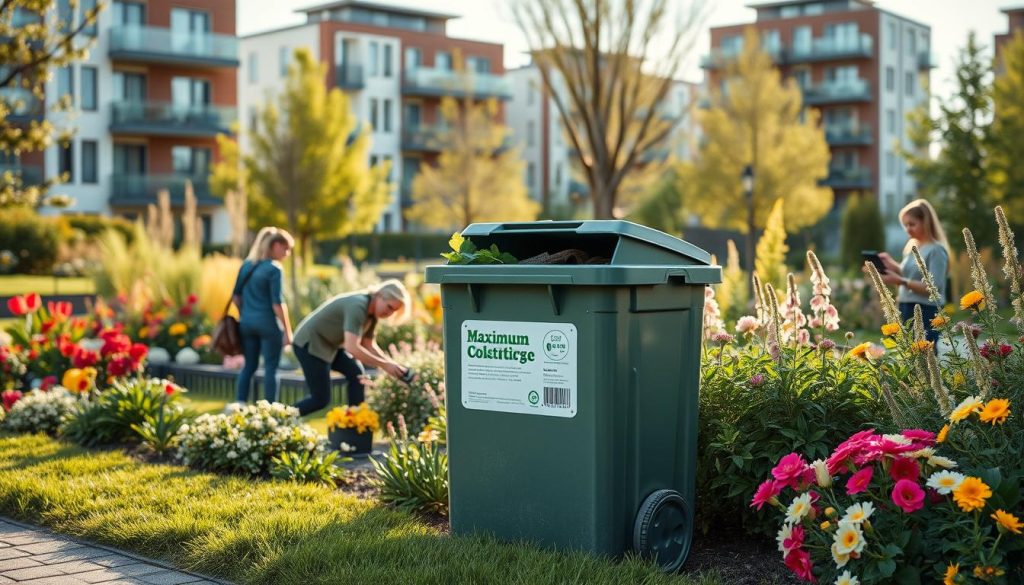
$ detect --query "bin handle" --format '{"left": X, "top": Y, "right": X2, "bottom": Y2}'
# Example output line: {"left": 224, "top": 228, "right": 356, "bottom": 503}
{"left": 439, "top": 274, "right": 574, "bottom": 285}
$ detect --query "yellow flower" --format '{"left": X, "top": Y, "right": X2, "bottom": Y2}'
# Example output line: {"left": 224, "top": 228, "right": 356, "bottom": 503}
{"left": 881, "top": 322, "right": 901, "bottom": 336}
{"left": 819, "top": 520, "right": 831, "bottom": 530}
{"left": 418, "top": 428, "right": 440, "bottom": 443}
{"left": 953, "top": 477, "right": 992, "bottom": 512}
{"left": 949, "top": 396, "right": 983, "bottom": 423}
{"left": 325, "top": 402, "right": 380, "bottom": 434}
{"left": 973, "top": 566, "right": 1005, "bottom": 579}
{"left": 952, "top": 372, "right": 966, "bottom": 387}
{"left": 931, "top": 314, "right": 950, "bottom": 328}
{"left": 910, "top": 340, "right": 934, "bottom": 353}
{"left": 138, "top": 326, "right": 149, "bottom": 338}
{"left": 991, "top": 509, "right": 1023, "bottom": 534}
{"left": 978, "top": 399, "right": 1010, "bottom": 425}
{"left": 848, "top": 342, "right": 871, "bottom": 359}
{"left": 960, "top": 290, "right": 985, "bottom": 311}
{"left": 61, "top": 368, "right": 95, "bottom": 393}
{"left": 168, "top": 322, "right": 188, "bottom": 336}
{"left": 944, "top": 563, "right": 959, "bottom": 585}
{"left": 937, "top": 424, "right": 950, "bottom": 443}
{"left": 825, "top": 507, "right": 837, "bottom": 518}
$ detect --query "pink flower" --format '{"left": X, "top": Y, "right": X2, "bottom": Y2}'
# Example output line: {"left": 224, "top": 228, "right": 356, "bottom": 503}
{"left": 749, "top": 374, "right": 766, "bottom": 387}
{"left": 901, "top": 429, "right": 936, "bottom": 447}
{"left": 784, "top": 548, "right": 816, "bottom": 582}
{"left": 750, "top": 479, "right": 782, "bottom": 510}
{"left": 2, "top": 390, "right": 22, "bottom": 412}
{"left": 782, "top": 524, "right": 805, "bottom": 555}
{"left": 889, "top": 457, "right": 920, "bottom": 483}
{"left": 827, "top": 430, "right": 877, "bottom": 475}
{"left": 772, "top": 453, "right": 811, "bottom": 488}
{"left": 891, "top": 479, "right": 925, "bottom": 513}
{"left": 846, "top": 467, "right": 873, "bottom": 495}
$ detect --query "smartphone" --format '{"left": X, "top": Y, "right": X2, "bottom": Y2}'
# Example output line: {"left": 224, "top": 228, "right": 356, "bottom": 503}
{"left": 861, "top": 250, "right": 887, "bottom": 274}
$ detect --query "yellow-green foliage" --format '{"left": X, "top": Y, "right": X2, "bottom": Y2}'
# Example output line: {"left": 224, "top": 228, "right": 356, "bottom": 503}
{"left": 92, "top": 223, "right": 201, "bottom": 308}
{"left": 755, "top": 199, "right": 789, "bottom": 291}
{"left": 199, "top": 255, "right": 242, "bottom": 322}
{"left": 717, "top": 239, "right": 749, "bottom": 321}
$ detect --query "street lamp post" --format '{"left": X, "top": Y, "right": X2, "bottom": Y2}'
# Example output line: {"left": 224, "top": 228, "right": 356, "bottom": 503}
{"left": 742, "top": 164, "right": 755, "bottom": 278}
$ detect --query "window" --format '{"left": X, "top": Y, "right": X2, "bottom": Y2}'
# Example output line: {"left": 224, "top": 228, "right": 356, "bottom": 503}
{"left": 804, "top": 3, "right": 823, "bottom": 16}
{"left": 383, "top": 99, "right": 392, "bottom": 132}
{"left": 527, "top": 162, "right": 535, "bottom": 187}
{"left": 792, "top": 26, "right": 811, "bottom": 55}
{"left": 761, "top": 30, "right": 780, "bottom": 55}
{"left": 82, "top": 0, "right": 97, "bottom": 35}
{"left": 80, "top": 66, "right": 97, "bottom": 111}
{"left": 466, "top": 56, "right": 491, "bottom": 74}
{"left": 248, "top": 52, "right": 258, "bottom": 84}
{"left": 368, "top": 42, "right": 379, "bottom": 76}
{"left": 554, "top": 163, "right": 562, "bottom": 188}
{"left": 526, "top": 120, "right": 535, "bottom": 147}
{"left": 826, "top": 65, "right": 858, "bottom": 85}
{"left": 888, "top": 22, "right": 896, "bottom": 49}
{"left": 405, "top": 47, "right": 421, "bottom": 70}
{"left": 57, "top": 0, "right": 71, "bottom": 27}
{"left": 886, "top": 152, "right": 895, "bottom": 177}
{"left": 60, "top": 142, "right": 74, "bottom": 182}
{"left": 279, "top": 46, "right": 289, "bottom": 77}
{"left": 886, "top": 193, "right": 895, "bottom": 216}
{"left": 81, "top": 140, "right": 97, "bottom": 183}
{"left": 404, "top": 102, "right": 421, "bottom": 128}
{"left": 172, "top": 146, "right": 211, "bottom": 175}
{"left": 886, "top": 109, "right": 896, "bottom": 133}
{"left": 113, "top": 1, "right": 144, "bottom": 25}
{"left": 172, "top": 77, "right": 210, "bottom": 107}
{"left": 905, "top": 71, "right": 914, "bottom": 96}
{"left": 792, "top": 68, "right": 810, "bottom": 90}
{"left": 435, "top": 51, "right": 451, "bottom": 71}
{"left": 248, "top": 107, "right": 257, "bottom": 132}
{"left": 113, "top": 71, "right": 145, "bottom": 101}
{"left": 56, "top": 67, "right": 73, "bottom": 101}
{"left": 383, "top": 44, "right": 393, "bottom": 77}
{"left": 885, "top": 67, "right": 894, "bottom": 91}
{"left": 369, "top": 154, "right": 379, "bottom": 168}
{"left": 824, "top": 22, "right": 858, "bottom": 49}
{"left": 382, "top": 154, "right": 393, "bottom": 181}
{"left": 720, "top": 35, "right": 743, "bottom": 56}
{"left": 113, "top": 144, "right": 146, "bottom": 175}
{"left": 906, "top": 29, "right": 916, "bottom": 56}
{"left": 370, "top": 98, "right": 379, "bottom": 130}
{"left": 781, "top": 5, "right": 800, "bottom": 18}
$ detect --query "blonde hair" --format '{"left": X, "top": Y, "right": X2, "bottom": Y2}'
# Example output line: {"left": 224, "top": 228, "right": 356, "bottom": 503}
{"left": 369, "top": 278, "right": 412, "bottom": 324}
{"left": 245, "top": 227, "right": 294, "bottom": 262}
{"left": 900, "top": 199, "right": 950, "bottom": 257}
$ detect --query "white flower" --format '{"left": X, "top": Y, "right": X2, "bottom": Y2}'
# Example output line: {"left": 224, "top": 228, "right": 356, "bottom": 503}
{"left": 882, "top": 434, "right": 912, "bottom": 446}
{"left": 927, "top": 455, "right": 958, "bottom": 469}
{"left": 339, "top": 442, "right": 355, "bottom": 453}
{"left": 841, "top": 502, "right": 874, "bottom": 525}
{"left": 776, "top": 523, "right": 793, "bottom": 554}
{"left": 226, "top": 450, "right": 237, "bottom": 459}
{"left": 926, "top": 470, "right": 965, "bottom": 495}
{"left": 834, "top": 570, "right": 859, "bottom": 585}
{"left": 908, "top": 447, "right": 935, "bottom": 459}
{"left": 812, "top": 459, "right": 832, "bottom": 488}
{"left": 735, "top": 316, "right": 760, "bottom": 334}
{"left": 831, "top": 542, "right": 850, "bottom": 568}
{"left": 833, "top": 521, "right": 866, "bottom": 555}
{"left": 785, "top": 493, "right": 813, "bottom": 524}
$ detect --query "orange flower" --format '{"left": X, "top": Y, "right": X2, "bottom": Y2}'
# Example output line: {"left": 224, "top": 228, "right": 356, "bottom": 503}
{"left": 881, "top": 322, "right": 901, "bottom": 336}
{"left": 936, "top": 424, "right": 949, "bottom": 443}
{"left": 978, "top": 399, "right": 1010, "bottom": 425}
{"left": 953, "top": 477, "right": 992, "bottom": 512}
{"left": 991, "top": 509, "right": 1023, "bottom": 534}
{"left": 848, "top": 342, "right": 871, "bottom": 359}
{"left": 931, "top": 314, "right": 950, "bottom": 328}
{"left": 944, "top": 564, "right": 959, "bottom": 585}
{"left": 911, "top": 340, "right": 934, "bottom": 353}
{"left": 960, "top": 290, "right": 985, "bottom": 311}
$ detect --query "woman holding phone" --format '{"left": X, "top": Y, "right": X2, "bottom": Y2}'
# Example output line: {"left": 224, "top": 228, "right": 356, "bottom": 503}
{"left": 873, "top": 199, "right": 950, "bottom": 343}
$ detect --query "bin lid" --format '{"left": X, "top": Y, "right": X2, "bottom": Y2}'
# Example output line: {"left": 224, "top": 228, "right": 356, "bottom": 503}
{"left": 425, "top": 220, "right": 722, "bottom": 286}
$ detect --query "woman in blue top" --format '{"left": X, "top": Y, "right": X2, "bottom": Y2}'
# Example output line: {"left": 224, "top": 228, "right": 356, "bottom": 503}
{"left": 232, "top": 227, "right": 294, "bottom": 404}
{"left": 877, "top": 199, "right": 951, "bottom": 344}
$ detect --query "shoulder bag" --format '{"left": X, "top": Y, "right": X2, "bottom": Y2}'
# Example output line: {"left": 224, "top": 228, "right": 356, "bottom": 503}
{"left": 212, "top": 262, "right": 261, "bottom": 356}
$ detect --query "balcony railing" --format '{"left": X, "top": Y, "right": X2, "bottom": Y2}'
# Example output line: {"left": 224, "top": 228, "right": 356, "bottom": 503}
{"left": 109, "top": 173, "right": 219, "bottom": 207}
{"left": 335, "top": 63, "right": 365, "bottom": 89}
{"left": 402, "top": 68, "right": 512, "bottom": 99}
{"left": 824, "top": 126, "right": 873, "bottom": 146}
{"left": 108, "top": 26, "right": 239, "bottom": 68}
{"left": 918, "top": 51, "right": 937, "bottom": 70}
{"left": 802, "top": 79, "right": 871, "bottom": 105}
{"left": 110, "top": 101, "right": 236, "bottom": 137}
{"left": 701, "top": 46, "right": 783, "bottom": 69}
{"left": 823, "top": 166, "right": 872, "bottom": 189}
{"left": 788, "top": 33, "right": 873, "bottom": 62}
{"left": 402, "top": 124, "right": 446, "bottom": 152}
{"left": 0, "top": 164, "right": 43, "bottom": 185}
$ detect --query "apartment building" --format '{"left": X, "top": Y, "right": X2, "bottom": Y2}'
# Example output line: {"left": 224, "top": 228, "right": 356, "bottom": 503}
{"left": 996, "top": 6, "right": 1024, "bottom": 71}
{"left": 38, "top": 0, "right": 239, "bottom": 243}
{"left": 703, "top": 0, "right": 931, "bottom": 244}
{"left": 239, "top": 0, "right": 508, "bottom": 233}
{"left": 505, "top": 64, "right": 700, "bottom": 217}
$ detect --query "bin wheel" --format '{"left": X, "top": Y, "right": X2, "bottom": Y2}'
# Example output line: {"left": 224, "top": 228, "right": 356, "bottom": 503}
{"left": 633, "top": 489, "right": 692, "bottom": 573}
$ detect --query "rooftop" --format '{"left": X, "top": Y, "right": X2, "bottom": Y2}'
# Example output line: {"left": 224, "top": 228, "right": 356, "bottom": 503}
{"left": 746, "top": 0, "right": 874, "bottom": 10}
{"left": 296, "top": 0, "right": 458, "bottom": 21}
{"left": 1001, "top": 5, "right": 1024, "bottom": 13}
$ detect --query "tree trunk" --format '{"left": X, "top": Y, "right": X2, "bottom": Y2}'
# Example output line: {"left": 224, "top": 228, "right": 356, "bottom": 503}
{"left": 590, "top": 181, "right": 615, "bottom": 220}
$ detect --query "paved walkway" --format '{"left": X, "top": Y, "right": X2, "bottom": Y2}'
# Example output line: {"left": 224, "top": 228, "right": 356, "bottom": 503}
{"left": 0, "top": 518, "right": 227, "bottom": 585}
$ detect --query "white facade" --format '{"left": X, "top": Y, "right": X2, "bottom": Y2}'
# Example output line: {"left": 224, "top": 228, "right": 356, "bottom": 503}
{"left": 877, "top": 12, "right": 931, "bottom": 249}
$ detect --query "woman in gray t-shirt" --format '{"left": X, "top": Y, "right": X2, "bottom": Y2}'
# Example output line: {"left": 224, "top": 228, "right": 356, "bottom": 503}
{"left": 876, "top": 199, "right": 951, "bottom": 343}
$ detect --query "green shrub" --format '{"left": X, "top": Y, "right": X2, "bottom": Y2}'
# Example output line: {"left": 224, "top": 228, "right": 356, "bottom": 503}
{"left": 61, "top": 378, "right": 190, "bottom": 447}
{"left": 315, "top": 233, "right": 450, "bottom": 264}
{"left": 371, "top": 413, "right": 448, "bottom": 515}
{"left": 365, "top": 340, "right": 444, "bottom": 435}
{"left": 64, "top": 214, "right": 136, "bottom": 244}
{"left": 270, "top": 450, "right": 342, "bottom": 486}
{"left": 0, "top": 208, "right": 62, "bottom": 274}
{"left": 840, "top": 192, "right": 886, "bottom": 273}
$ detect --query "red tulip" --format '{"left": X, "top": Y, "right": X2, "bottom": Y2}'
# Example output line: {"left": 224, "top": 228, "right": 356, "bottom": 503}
{"left": 128, "top": 343, "right": 148, "bottom": 363}
{"left": 47, "top": 301, "right": 73, "bottom": 321}
{"left": 186, "top": 294, "right": 198, "bottom": 305}
{"left": 6, "top": 295, "right": 28, "bottom": 316}
{"left": 165, "top": 383, "right": 176, "bottom": 395}
{"left": 1, "top": 390, "right": 22, "bottom": 412}
{"left": 72, "top": 348, "right": 98, "bottom": 368}
{"left": 23, "top": 293, "right": 41, "bottom": 313}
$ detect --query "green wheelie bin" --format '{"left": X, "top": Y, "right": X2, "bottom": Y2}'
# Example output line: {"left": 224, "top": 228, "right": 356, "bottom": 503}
{"left": 424, "top": 220, "right": 721, "bottom": 572}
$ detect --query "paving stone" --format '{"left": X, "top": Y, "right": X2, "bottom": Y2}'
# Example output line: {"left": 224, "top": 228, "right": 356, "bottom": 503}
{"left": 0, "top": 534, "right": 41, "bottom": 546}
{"left": 109, "top": 564, "right": 167, "bottom": 578}
{"left": 3, "top": 564, "right": 67, "bottom": 580}
{"left": 0, "top": 575, "right": 13, "bottom": 584}
{"left": 0, "top": 555, "right": 43, "bottom": 571}
{"left": 73, "top": 569, "right": 135, "bottom": 584}
{"left": 48, "top": 559, "right": 107, "bottom": 575}
{"left": 87, "top": 555, "right": 139, "bottom": 569}
{"left": 17, "top": 577, "right": 89, "bottom": 585}
{"left": 30, "top": 548, "right": 111, "bottom": 565}
{"left": 17, "top": 541, "right": 85, "bottom": 556}
{"left": 135, "top": 571, "right": 205, "bottom": 585}
{"left": 0, "top": 547, "right": 30, "bottom": 561}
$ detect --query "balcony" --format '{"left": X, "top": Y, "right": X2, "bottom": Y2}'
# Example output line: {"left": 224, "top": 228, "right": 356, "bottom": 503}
{"left": 787, "top": 34, "right": 873, "bottom": 63}
{"left": 701, "top": 46, "right": 783, "bottom": 69}
{"left": 823, "top": 166, "right": 872, "bottom": 189}
{"left": 824, "top": 126, "right": 872, "bottom": 146}
{"left": 0, "top": 164, "right": 43, "bottom": 186}
{"left": 335, "top": 63, "right": 364, "bottom": 89}
{"left": 402, "top": 68, "right": 512, "bottom": 99}
{"left": 108, "top": 26, "right": 239, "bottom": 68}
{"left": 108, "top": 173, "right": 220, "bottom": 207}
{"left": 802, "top": 79, "right": 871, "bottom": 105}
{"left": 918, "top": 51, "right": 937, "bottom": 70}
{"left": 0, "top": 88, "right": 44, "bottom": 122}
{"left": 110, "top": 101, "right": 236, "bottom": 137}
{"left": 402, "top": 124, "right": 446, "bottom": 152}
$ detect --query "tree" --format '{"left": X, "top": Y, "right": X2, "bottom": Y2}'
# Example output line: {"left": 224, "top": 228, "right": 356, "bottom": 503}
{"left": 755, "top": 199, "right": 788, "bottom": 292}
{"left": 901, "top": 32, "right": 994, "bottom": 250}
{"left": 405, "top": 93, "right": 538, "bottom": 230}
{"left": 626, "top": 166, "right": 688, "bottom": 235}
{"left": 839, "top": 192, "right": 885, "bottom": 273}
{"left": 990, "top": 31, "right": 1024, "bottom": 226}
{"left": 684, "top": 28, "right": 832, "bottom": 271}
{"left": 1, "top": 0, "right": 104, "bottom": 209}
{"left": 243, "top": 48, "right": 391, "bottom": 297}
{"left": 209, "top": 131, "right": 249, "bottom": 257}
{"left": 510, "top": 0, "right": 705, "bottom": 219}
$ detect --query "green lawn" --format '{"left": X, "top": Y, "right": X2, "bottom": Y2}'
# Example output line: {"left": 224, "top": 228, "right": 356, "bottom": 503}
{"left": 0, "top": 433, "right": 720, "bottom": 585}
{"left": 0, "top": 275, "right": 95, "bottom": 296}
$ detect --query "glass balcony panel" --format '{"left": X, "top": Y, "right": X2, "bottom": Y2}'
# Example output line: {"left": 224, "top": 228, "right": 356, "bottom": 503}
{"left": 109, "top": 25, "right": 239, "bottom": 67}
{"left": 402, "top": 68, "right": 511, "bottom": 98}
{"left": 109, "top": 173, "right": 217, "bottom": 206}
{"left": 110, "top": 101, "right": 236, "bottom": 136}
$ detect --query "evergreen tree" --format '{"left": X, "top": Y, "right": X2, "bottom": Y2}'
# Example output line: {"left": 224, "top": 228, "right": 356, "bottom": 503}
{"left": 991, "top": 31, "right": 1024, "bottom": 226}
{"left": 839, "top": 192, "right": 886, "bottom": 273}
{"left": 900, "top": 32, "right": 994, "bottom": 250}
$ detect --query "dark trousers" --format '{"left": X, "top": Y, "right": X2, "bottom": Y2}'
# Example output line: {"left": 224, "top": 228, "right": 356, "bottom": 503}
{"left": 292, "top": 343, "right": 365, "bottom": 416}
{"left": 236, "top": 321, "right": 284, "bottom": 403}
{"left": 899, "top": 302, "right": 940, "bottom": 344}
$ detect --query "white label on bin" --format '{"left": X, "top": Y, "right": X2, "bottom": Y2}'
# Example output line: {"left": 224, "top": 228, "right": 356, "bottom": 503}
{"left": 460, "top": 320, "right": 577, "bottom": 418}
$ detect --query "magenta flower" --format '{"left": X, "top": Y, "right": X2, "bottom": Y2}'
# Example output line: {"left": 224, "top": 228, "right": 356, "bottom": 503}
{"left": 846, "top": 467, "right": 873, "bottom": 495}
{"left": 772, "top": 453, "right": 811, "bottom": 488}
{"left": 784, "top": 548, "right": 815, "bottom": 582}
{"left": 888, "top": 457, "right": 920, "bottom": 483}
{"left": 901, "top": 429, "right": 936, "bottom": 445}
{"left": 782, "top": 524, "right": 805, "bottom": 555}
{"left": 891, "top": 478, "right": 925, "bottom": 513}
{"left": 750, "top": 479, "right": 783, "bottom": 510}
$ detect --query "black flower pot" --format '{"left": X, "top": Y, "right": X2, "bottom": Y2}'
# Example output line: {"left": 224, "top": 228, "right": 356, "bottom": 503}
{"left": 328, "top": 427, "right": 373, "bottom": 455}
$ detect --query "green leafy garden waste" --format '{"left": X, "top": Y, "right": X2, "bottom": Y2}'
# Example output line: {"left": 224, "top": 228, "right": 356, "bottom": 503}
{"left": 441, "top": 233, "right": 517, "bottom": 265}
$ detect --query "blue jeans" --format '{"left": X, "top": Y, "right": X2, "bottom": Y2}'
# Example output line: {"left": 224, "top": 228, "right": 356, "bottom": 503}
{"left": 235, "top": 320, "right": 283, "bottom": 403}
{"left": 292, "top": 343, "right": 365, "bottom": 416}
{"left": 899, "top": 302, "right": 940, "bottom": 345}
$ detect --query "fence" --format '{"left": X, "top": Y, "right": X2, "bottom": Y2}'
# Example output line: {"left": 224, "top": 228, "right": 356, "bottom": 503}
{"left": 147, "top": 363, "right": 351, "bottom": 406}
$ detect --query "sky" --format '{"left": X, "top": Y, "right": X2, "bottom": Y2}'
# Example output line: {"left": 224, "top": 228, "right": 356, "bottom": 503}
{"left": 237, "top": 0, "right": 1014, "bottom": 98}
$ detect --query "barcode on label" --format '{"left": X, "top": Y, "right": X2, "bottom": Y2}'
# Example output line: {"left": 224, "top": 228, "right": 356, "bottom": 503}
{"left": 543, "top": 386, "right": 571, "bottom": 407}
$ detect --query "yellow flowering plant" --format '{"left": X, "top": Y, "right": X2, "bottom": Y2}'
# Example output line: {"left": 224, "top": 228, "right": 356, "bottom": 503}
{"left": 326, "top": 402, "right": 380, "bottom": 434}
